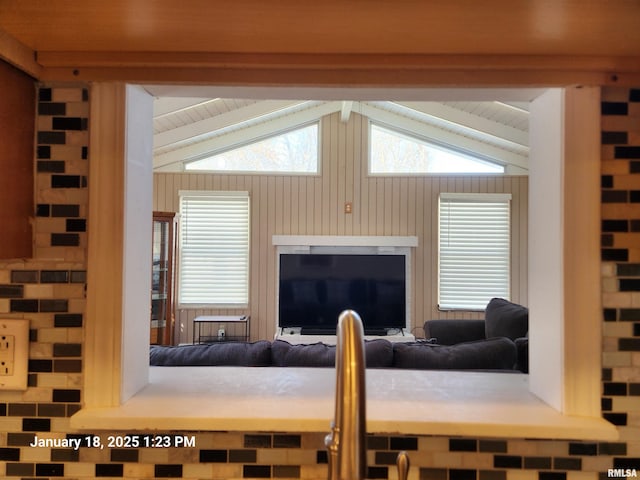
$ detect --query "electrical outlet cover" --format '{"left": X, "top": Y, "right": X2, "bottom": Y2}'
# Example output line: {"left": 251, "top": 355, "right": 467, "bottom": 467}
{"left": 0, "top": 319, "right": 29, "bottom": 390}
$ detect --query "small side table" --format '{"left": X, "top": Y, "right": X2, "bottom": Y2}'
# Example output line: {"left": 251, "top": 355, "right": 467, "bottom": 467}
{"left": 192, "top": 315, "right": 250, "bottom": 344}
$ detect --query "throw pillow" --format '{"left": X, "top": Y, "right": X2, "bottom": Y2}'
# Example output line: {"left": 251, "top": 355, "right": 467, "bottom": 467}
{"left": 484, "top": 297, "right": 529, "bottom": 340}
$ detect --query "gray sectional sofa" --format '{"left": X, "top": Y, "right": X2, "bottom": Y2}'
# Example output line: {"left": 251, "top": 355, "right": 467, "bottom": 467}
{"left": 150, "top": 298, "right": 529, "bottom": 372}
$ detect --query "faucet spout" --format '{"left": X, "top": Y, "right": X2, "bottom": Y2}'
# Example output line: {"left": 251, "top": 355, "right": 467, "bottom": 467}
{"left": 325, "top": 309, "right": 367, "bottom": 480}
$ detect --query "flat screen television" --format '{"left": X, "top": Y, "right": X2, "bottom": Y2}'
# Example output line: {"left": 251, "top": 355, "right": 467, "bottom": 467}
{"left": 278, "top": 254, "right": 406, "bottom": 334}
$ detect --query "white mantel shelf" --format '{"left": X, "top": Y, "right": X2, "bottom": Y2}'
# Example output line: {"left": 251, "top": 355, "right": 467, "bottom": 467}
{"left": 71, "top": 367, "right": 617, "bottom": 441}
{"left": 272, "top": 235, "right": 419, "bottom": 247}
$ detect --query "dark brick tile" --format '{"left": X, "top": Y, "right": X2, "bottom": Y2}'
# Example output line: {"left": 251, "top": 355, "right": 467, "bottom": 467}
{"left": 494, "top": 455, "right": 522, "bottom": 468}
{"left": 37, "top": 160, "right": 66, "bottom": 173}
{"left": 8, "top": 403, "right": 36, "bottom": 416}
{"left": 52, "top": 389, "right": 81, "bottom": 402}
{"left": 620, "top": 309, "right": 640, "bottom": 321}
{"left": 602, "top": 131, "right": 628, "bottom": 144}
{"left": 70, "top": 270, "right": 86, "bottom": 283}
{"left": 53, "top": 343, "right": 82, "bottom": 357}
{"left": 52, "top": 204, "right": 80, "bottom": 217}
{"left": 479, "top": 471, "right": 507, "bottom": 480}
{"left": 615, "top": 146, "right": 640, "bottom": 159}
{"left": 243, "top": 465, "right": 271, "bottom": 478}
{"left": 41, "top": 270, "right": 70, "bottom": 283}
{"left": 603, "top": 220, "right": 629, "bottom": 232}
{"left": 52, "top": 117, "right": 88, "bottom": 130}
{"left": 95, "top": 463, "right": 124, "bottom": 477}
{"left": 601, "top": 102, "right": 628, "bottom": 115}
{"left": 602, "top": 249, "right": 629, "bottom": 262}
{"left": 450, "top": 439, "right": 477, "bottom": 451}
{"left": 601, "top": 234, "right": 614, "bottom": 247}
{"left": 39, "top": 88, "right": 52, "bottom": 101}
{"left": 273, "top": 465, "right": 300, "bottom": 478}
{"left": 66, "top": 218, "right": 87, "bottom": 232}
{"left": 273, "top": 434, "right": 301, "bottom": 448}
{"left": 53, "top": 359, "right": 82, "bottom": 372}
{"left": 479, "top": 440, "right": 507, "bottom": 453}
{"left": 375, "top": 451, "right": 400, "bottom": 465}
{"left": 619, "top": 338, "right": 640, "bottom": 351}
{"left": 51, "top": 448, "right": 79, "bottom": 462}
{"left": 599, "top": 443, "right": 627, "bottom": 455}
{"left": 38, "top": 403, "right": 67, "bottom": 417}
{"left": 390, "top": 436, "right": 418, "bottom": 450}
{"left": 420, "top": 468, "right": 448, "bottom": 480}
{"left": 613, "top": 457, "right": 640, "bottom": 469}
{"left": 154, "top": 464, "right": 183, "bottom": 478}
{"left": 51, "top": 233, "right": 80, "bottom": 246}
{"left": 368, "top": 436, "right": 389, "bottom": 450}
{"left": 5, "top": 462, "right": 34, "bottom": 476}
{"left": 367, "top": 465, "right": 389, "bottom": 479}
{"left": 0, "top": 447, "right": 21, "bottom": 461}
{"left": 51, "top": 174, "right": 81, "bottom": 188}
{"left": 602, "top": 190, "right": 628, "bottom": 203}
{"left": 620, "top": 279, "right": 640, "bottom": 291}
{"left": 38, "top": 131, "right": 66, "bottom": 144}
{"left": 37, "top": 145, "right": 51, "bottom": 158}
{"left": 28, "top": 359, "right": 53, "bottom": 373}
{"left": 229, "top": 449, "right": 257, "bottom": 463}
{"left": 631, "top": 162, "right": 640, "bottom": 174}
{"left": 0, "top": 284, "right": 24, "bottom": 298}
{"left": 10, "top": 299, "right": 39, "bottom": 312}
{"left": 40, "top": 299, "right": 69, "bottom": 312}
{"left": 554, "top": 457, "right": 582, "bottom": 470}
{"left": 7, "top": 433, "right": 37, "bottom": 446}
{"left": 11, "top": 270, "right": 38, "bottom": 283}
{"left": 630, "top": 89, "right": 640, "bottom": 101}
{"left": 199, "top": 449, "right": 227, "bottom": 462}
{"left": 54, "top": 313, "right": 83, "bottom": 327}
{"left": 111, "top": 448, "right": 139, "bottom": 462}
{"left": 22, "top": 418, "right": 51, "bottom": 431}
{"left": 603, "top": 412, "right": 628, "bottom": 425}
{"left": 539, "top": 473, "right": 566, "bottom": 480}
{"left": 450, "top": 470, "right": 477, "bottom": 480}
{"left": 36, "top": 203, "right": 51, "bottom": 217}
{"left": 604, "top": 382, "right": 628, "bottom": 395}
{"left": 38, "top": 102, "right": 65, "bottom": 115}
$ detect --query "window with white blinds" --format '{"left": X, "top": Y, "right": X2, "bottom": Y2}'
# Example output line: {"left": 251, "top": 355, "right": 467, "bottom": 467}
{"left": 178, "top": 191, "right": 250, "bottom": 306}
{"left": 438, "top": 193, "right": 511, "bottom": 310}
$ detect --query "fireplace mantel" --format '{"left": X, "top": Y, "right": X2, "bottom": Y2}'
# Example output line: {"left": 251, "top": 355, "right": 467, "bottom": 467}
{"left": 272, "top": 235, "right": 418, "bottom": 248}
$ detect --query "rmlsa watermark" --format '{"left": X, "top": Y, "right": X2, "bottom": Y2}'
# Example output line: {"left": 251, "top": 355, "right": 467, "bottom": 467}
{"left": 608, "top": 469, "right": 638, "bottom": 478}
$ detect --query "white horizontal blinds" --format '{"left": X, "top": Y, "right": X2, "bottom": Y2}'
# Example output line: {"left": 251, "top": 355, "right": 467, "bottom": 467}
{"left": 179, "top": 191, "right": 250, "bottom": 306}
{"left": 438, "top": 193, "right": 511, "bottom": 310}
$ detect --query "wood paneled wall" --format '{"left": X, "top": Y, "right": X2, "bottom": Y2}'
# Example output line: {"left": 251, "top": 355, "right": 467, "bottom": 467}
{"left": 153, "top": 112, "right": 528, "bottom": 343}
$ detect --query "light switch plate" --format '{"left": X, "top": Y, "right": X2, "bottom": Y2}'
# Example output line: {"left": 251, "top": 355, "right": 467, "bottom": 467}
{"left": 0, "top": 319, "right": 30, "bottom": 390}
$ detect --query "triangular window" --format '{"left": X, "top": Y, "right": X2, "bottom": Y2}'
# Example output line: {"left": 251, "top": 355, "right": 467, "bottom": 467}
{"left": 185, "top": 123, "right": 319, "bottom": 174}
{"left": 370, "top": 123, "right": 504, "bottom": 174}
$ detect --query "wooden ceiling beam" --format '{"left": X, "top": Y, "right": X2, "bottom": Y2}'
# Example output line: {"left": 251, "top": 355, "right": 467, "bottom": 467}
{"left": 0, "top": 28, "right": 42, "bottom": 79}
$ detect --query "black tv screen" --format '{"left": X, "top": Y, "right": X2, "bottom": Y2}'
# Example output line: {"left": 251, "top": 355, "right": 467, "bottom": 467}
{"left": 278, "top": 254, "right": 406, "bottom": 334}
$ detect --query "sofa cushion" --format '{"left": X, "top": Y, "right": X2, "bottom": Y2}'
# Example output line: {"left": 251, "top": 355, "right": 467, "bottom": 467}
{"left": 484, "top": 298, "right": 529, "bottom": 340}
{"left": 392, "top": 337, "right": 517, "bottom": 370}
{"left": 271, "top": 339, "right": 394, "bottom": 368}
{"left": 423, "top": 319, "right": 486, "bottom": 345}
{"left": 149, "top": 341, "right": 272, "bottom": 366}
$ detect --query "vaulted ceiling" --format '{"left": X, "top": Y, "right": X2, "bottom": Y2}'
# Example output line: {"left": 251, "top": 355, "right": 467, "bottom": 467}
{"left": 152, "top": 96, "right": 531, "bottom": 173}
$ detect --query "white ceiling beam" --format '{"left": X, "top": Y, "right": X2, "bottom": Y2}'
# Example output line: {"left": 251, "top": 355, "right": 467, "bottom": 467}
{"left": 340, "top": 101, "right": 354, "bottom": 123}
{"left": 392, "top": 101, "right": 529, "bottom": 148}
{"left": 153, "top": 99, "right": 306, "bottom": 149}
{"left": 153, "top": 97, "right": 218, "bottom": 118}
{"left": 359, "top": 102, "right": 529, "bottom": 171}
{"left": 153, "top": 101, "right": 343, "bottom": 171}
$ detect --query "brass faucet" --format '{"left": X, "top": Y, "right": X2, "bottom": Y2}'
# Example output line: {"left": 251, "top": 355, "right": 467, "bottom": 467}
{"left": 325, "top": 310, "right": 410, "bottom": 480}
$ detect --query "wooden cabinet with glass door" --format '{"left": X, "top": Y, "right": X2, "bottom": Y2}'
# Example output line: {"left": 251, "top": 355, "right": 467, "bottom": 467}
{"left": 151, "top": 211, "right": 177, "bottom": 345}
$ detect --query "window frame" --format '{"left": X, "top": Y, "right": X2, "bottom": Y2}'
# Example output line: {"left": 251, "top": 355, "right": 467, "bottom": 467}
{"left": 177, "top": 190, "right": 251, "bottom": 308}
